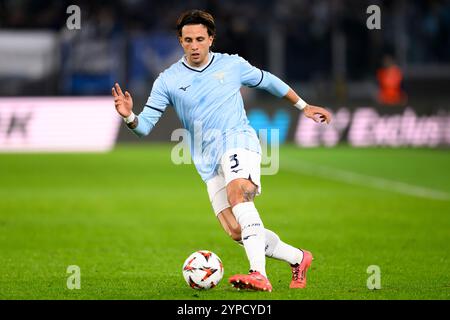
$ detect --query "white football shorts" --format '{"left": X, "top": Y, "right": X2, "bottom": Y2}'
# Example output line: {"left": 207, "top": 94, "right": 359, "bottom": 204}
{"left": 206, "top": 148, "right": 262, "bottom": 216}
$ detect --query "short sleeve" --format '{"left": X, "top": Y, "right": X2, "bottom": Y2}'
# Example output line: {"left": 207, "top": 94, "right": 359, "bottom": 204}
{"left": 131, "top": 74, "right": 171, "bottom": 137}
{"left": 145, "top": 74, "right": 171, "bottom": 112}
{"left": 238, "top": 56, "right": 264, "bottom": 88}
{"left": 238, "top": 56, "right": 290, "bottom": 98}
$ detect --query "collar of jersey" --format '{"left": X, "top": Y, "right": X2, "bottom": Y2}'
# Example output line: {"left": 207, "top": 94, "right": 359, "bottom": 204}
{"left": 181, "top": 52, "right": 215, "bottom": 72}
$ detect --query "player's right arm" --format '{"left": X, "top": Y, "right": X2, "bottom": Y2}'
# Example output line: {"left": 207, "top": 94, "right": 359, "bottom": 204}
{"left": 112, "top": 76, "right": 170, "bottom": 137}
{"left": 112, "top": 83, "right": 137, "bottom": 126}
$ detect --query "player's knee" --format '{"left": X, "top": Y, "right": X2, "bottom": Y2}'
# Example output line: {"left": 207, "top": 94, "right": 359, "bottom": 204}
{"left": 227, "top": 180, "right": 257, "bottom": 207}
{"left": 227, "top": 189, "right": 242, "bottom": 208}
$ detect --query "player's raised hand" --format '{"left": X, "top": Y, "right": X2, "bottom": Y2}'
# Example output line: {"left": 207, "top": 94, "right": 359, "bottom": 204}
{"left": 303, "top": 105, "right": 332, "bottom": 124}
{"left": 112, "top": 83, "right": 133, "bottom": 117}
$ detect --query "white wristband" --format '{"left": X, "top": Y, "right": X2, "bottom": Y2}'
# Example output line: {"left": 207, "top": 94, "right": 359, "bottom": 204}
{"left": 294, "top": 98, "right": 308, "bottom": 111}
{"left": 123, "top": 112, "right": 136, "bottom": 124}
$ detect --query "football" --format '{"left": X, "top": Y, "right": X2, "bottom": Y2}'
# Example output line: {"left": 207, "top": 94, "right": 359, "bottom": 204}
{"left": 182, "top": 250, "right": 224, "bottom": 290}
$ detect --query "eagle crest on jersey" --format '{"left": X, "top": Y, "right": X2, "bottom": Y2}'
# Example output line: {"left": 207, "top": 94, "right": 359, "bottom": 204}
{"left": 213, "top": 71, "right": 225, "bottom": 84}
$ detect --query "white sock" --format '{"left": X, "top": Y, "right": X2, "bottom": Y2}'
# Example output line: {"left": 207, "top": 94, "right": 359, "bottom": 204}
{"left": 235, "top": 229, "right": 304, "bottom": 266}
{"left": 232, "top": 202, "right": 267, "bottom": 277}
{"left": 264, "top": 229, "right": 304, "bottom": 265}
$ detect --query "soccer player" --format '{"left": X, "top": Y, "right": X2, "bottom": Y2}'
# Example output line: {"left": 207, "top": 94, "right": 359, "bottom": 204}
{"left": 112, "top": 10, "right": 331, "bottom": 292}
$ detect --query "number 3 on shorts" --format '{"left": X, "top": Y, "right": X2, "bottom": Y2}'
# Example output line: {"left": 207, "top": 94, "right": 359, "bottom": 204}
{"left": 229, "top": 154, "right": 239, "bottom": 169}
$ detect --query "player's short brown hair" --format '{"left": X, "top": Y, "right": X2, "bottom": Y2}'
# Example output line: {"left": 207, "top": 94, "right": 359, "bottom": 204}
{"left": 176, "top": 10, "right": 216, "bottom": 38}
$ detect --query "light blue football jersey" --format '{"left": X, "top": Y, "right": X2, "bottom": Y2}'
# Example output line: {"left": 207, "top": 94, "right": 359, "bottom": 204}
{"left": 130, "top": 52, "right": 290, "bottom": 182}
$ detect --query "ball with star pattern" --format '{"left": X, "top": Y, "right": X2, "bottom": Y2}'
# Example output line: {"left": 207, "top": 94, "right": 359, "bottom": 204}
{"left": 182, "top": 250, "right": 224, "bottom": 290}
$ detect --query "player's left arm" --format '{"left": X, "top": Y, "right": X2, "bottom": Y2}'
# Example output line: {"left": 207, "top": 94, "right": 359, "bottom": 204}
{"left": 239, "top": 56, "right": 331, "bottom": 124}
{"left": 256, "top": 73, "right": 332, "bottom": 124}
{"left": 283, "top": 88, "right": 331, "bottom": 124}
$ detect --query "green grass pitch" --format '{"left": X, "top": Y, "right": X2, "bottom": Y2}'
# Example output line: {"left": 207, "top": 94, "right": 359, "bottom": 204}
{"left": 0, "top": 144, "right": 449, "bottom": 299}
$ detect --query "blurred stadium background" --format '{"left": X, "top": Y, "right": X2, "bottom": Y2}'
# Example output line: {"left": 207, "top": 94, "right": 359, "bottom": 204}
{"left": 0, "top": 0, "right": 449, "bottom": 300}
{"left": 1, "top": 0, "right": 450, "bottom": 147}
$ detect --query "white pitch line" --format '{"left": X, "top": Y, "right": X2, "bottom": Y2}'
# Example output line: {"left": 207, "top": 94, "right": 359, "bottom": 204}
{"left": 281, "top": 159, "right": 450, "bottom": 201}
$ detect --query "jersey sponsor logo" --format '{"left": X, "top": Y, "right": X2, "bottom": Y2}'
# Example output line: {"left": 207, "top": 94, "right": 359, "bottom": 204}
{"left": 179, "top": 85, "right": 191, "bottom": 91}
{"left": 231, "top": 169, "right": 243, "bottom": 174}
